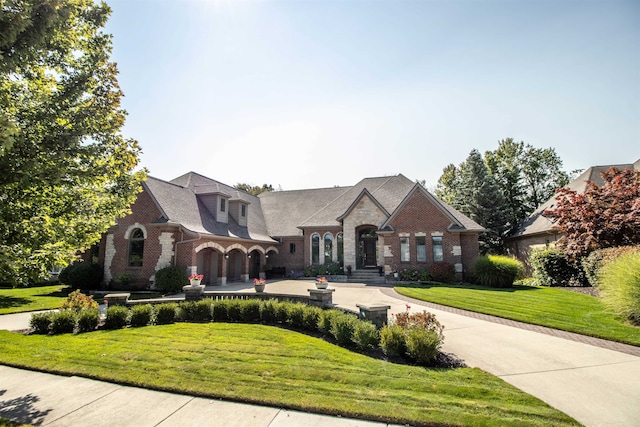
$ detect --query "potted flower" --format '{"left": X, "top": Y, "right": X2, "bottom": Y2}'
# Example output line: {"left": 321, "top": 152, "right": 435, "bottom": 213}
{"left": 315, "top": 276, "right": 329, "bottom": 289}
{"left": 189, "top": 273, "right": 204, "bottom": 286}
{"left": 253, "top": 278, "right": 266, "bottom": 293}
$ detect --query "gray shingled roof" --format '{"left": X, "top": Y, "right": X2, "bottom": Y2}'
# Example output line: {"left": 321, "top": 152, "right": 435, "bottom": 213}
{"left": 144, "top": 173, "right": 275, "bottom": 242}
{"left": 509, "top": 161, "right": 640, "bottom": 238}
{"left": 259, "top": 174, "right": 484, "bottom": 236}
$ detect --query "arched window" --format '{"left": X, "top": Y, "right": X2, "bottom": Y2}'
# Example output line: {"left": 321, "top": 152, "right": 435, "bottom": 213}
{"left": 324, "top": 233, "right": 333, "bottom": 264}
{"left": 337, "top": 233, "right": 344, "bottom": 264}
{"left": 129, "top": 228, "right": 145, "bottom": 267}
{"left": 311, "top": 234, "right": 320, "bottom": 265}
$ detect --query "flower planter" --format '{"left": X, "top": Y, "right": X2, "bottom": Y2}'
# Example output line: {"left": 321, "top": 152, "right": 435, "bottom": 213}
{"left": 190, "top": 279, "right": 202, "bottom": 287}
{"left": 315, "top": 281, "right": 328, "bottom": 289}
{"left": 254, "top": 283, "right": 265, "bottom": 293}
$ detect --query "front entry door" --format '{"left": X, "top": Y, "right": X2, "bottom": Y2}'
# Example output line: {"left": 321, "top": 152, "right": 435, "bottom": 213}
{"left": 357, "top": 227, "right": 378, "bottom": 268}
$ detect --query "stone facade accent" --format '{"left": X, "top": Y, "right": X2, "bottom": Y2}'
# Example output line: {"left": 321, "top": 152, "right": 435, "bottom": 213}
{"left": 342, "top": 194, "right": 389, "bottom": 269}
{"left": 104, "top": 234, "right": 116, "bottom": 283}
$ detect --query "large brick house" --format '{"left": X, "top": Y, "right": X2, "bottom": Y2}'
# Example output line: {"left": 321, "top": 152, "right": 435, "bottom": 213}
{"left": 93, "top": 172, "right": 484, "bottom": 288}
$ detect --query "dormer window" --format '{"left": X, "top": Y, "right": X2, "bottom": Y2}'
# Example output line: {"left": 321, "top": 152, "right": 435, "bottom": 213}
{"left": 220, "top": 198, "right": 226, "bottom": 212}
{"left": 241, "top": 204, "right": 246, "bottom": 217}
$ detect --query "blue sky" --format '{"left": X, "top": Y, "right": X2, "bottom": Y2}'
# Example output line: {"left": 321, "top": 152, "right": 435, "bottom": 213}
{"left": 105, "top": 0, "right": 639, "bottom": 191}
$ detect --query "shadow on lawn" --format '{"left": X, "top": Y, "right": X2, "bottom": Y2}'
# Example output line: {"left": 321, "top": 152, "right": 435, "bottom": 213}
{"left": 0, "top": 296, "right": 32, "bottom": 310}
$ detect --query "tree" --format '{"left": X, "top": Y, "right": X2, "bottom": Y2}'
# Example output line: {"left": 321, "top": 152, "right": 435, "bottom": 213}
{"left": 484, "top": 139, "right": 571, "bottom": 233}
{"left": 234, "top": 183, "right": 274, "bottom": 196}
{"left": 0, "top": 0, "right": 145, "bottom": 285}
{"left": 434, "top": 163, "right": 460, "bottom": 205}
{"left": 544, "top": 167, "right": 640, "bottom": 259}
{"left": 453, "top": 150, "right": 508, "bottom": 253}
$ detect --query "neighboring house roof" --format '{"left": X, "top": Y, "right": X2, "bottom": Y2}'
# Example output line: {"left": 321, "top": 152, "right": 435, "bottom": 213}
{"left": 144, "top": 172, "right": 275, "bottom": 242}
{"left": 259, "top": 174, "right": 484, "bottom": 237}
{"left": 509, "top": 160, "right": 640, "bottom": 239}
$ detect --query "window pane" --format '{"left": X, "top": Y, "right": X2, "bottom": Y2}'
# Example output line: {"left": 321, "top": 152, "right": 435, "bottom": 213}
{"left": 311, "top": 234, "right": 320, "bottom": 264}
{"left": 220, "top": 198, "right": 226, "bottom": 212}
{"left": 290, "top": 243, "right": 296, "bottom": 253}
{"left": 129, "top": 228, "right": 144, "bottom": 267}
{"left": 337, "top": 233, "right": 344, "bottom": 263}
{"left": 416, "top": 236, "right": 426, "bottom": 262}
{"left": 324, "top": 234, "right": 333, "bottom": 264}
{"left": 400, "top": 237, "right": 410, "bottom": 262}
{"left": 432, "top": 236, "right": 443, "bottom": 262}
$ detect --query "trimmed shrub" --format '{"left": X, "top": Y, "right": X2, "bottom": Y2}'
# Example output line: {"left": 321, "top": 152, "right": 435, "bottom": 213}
{"left": 318, "top": 309, "right": 341, "bottom": 335}
{"left": 212, "top": 300, "right": 230, "bottom": 322}
{"left": 226, "top": 299, "right": 243, "bottom": 322}
{"left": 177, "top": 301, "right": 195, "bottom": 321}
{"left": 154, "top": 266, "right": 188, "bottom": 294}
{"left": 155, "top": 303, "right": 178, "bottom": 324}
{"left": 598, "top": 252, "right": 640, "bottom": 324}
{"left": 30, "top": 312, "right": 53, "bottom": 334}
{"left": 286, "top": 303, "right": 305, "bottom": 328}
{"left": 50, "top": 310, "right": 76, "bottom": 334}
{"left": 240, "top": 299, "right": 261, "bottom": 323}
{"left": 58, "top": 263, "right": 103, "bottom": 290}
{"left": 329, "top": 312, "right": 358, "bottom": 346}
{"left": 193, "top": 300, "right": 213, "bottom": 322}
{"left": 352, "top": 321, "right": 379, "bottom": 350}
{"left": 405, "top": 329, "right": 441, "bottom": 365}
{"left": 130, "top": 304, "right": 153, "bottom": 327}
{"left": 104, "top": 305, "right": 129, "bottom": 329}
{"left": 77, "top": 308, "right": 100, "bottom": 332}
{"left": 62, "top": 290, "right": 98, "bottom": 311}
{"left": 275, "top": 301, "right": 290, "bottom": 324}
{"left": 380, "top": 324, "right": 406, "bottom": 357}
{"left": 472, "top": 255, "right": 524, "bottom": 288}
{"left": 530, "top": 248, "right": 585, "bottom": 287}
{"left": 302, "top": 305, "right": 322, "bottom": 332}
{"left": 259, "top": 299, "right": 277, "bottom": 324}
{"left": 429, "top": 262, "right": 455, "bottom": 283}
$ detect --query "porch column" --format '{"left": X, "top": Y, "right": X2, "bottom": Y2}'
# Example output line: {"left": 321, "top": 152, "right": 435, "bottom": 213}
{"left": 220, "top": 254, "right": 228, "bottom": 285}
{"left": 241, "top": 253, "right": 250, "bottom": 282}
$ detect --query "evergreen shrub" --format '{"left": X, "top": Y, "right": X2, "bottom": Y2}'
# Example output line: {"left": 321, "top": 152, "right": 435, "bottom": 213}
{"left": 30, "top": 312, "right": 53, "bottom": 334}
{"left": 59, "top": 263, "right": 103, "bottom": 290}
{"left": 318, "top": 309, "right": 340, "bottom": 335}
{"left": 530, "top": 248, "right": 585, "bottom": 286}
{"left": 472, "top": 255, "right": 524, "bottom": 288}
{"left": 193, "top": 300, "right": 213, "bottom": 322}
{"left": 302, "top": 305, "right": 322, "bottom": 332}
{"left": 259, "top": 299, "right": 277, "bottom": 324}
{"left": 212, "top": 300, "right": 229, "bottom": 322}
{"left": 240, "top": 299, "right": 261, "bottom": 322}
{"left": 77, "top": 308, "right": 100, "bottom": 332}
{"left": 104, "top": 305, "right": 129, "bottom": 329}
{"left": 275, "top": 301, "right": 290, "bottom": 324}
{"left": 50, "top": 310, "right": 76, "bottom": 334}
{"left": 380, "top": 324, "right": 406, "bottom": 357}
{"left": 130, "top": 304, "right": 153, "bottom": 327}
{"left": 154, "top": 266, "right": 188, "bottom": 294}
{"left": 352, "top": 321, "right": 379, "bottom": 350}
{"left": 226, "top": 299, "right": 243, "bottom": 322}
{"left": 329, "top": 311, "right": 358, "bottom": 345}
{"left": 155, "top": 303, "right": 178, "bottom": 324}
{"left": 598, "top": 252, "right": 640, "bottom": 324}
{"left": 286, "top": 303, "right": 305, "bottom": 328}
{"left": 582, "top": 246, "right": 640, "bottom": 287}
{"left": 405, "top": 329, "right": 441, "bottom": 364}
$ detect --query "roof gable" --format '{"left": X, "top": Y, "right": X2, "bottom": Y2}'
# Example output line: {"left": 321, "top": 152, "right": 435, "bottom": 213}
{"left": 336, "top": 188, "right": 391, "bottom": 222}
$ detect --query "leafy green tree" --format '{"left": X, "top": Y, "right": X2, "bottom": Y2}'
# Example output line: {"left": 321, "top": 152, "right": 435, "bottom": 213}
{"left": 520, "top": 145, "right": 571, "bottom": 211}
{"left": 0, "top": 0, "right": 145, "bottom": 285}
{"left": 434, "top": 163, "right": 460, "bottom": 205}
{"left": 454, "top": 150, "right": 508, "bottom": 253}
{"left": 544, "top": 167, "right": 640, "bottom": 258}
{"left": 234, "top": 183, "right": 274, "bottom": 196}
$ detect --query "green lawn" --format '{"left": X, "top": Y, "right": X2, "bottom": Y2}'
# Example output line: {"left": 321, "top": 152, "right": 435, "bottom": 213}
{"left": 396, "top": 283, "right": 640, "bottom": 346}
{"left": 0, "top": 285, "right": 70, "bottom": 315}
{"left": 0, "top": 323, "right": 578, "bottom": 427}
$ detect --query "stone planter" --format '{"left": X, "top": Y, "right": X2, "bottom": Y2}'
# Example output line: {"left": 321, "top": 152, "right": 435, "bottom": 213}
{"left": 315, "top": 281, "right": 329, "bottom": 289}
{"left": 254, "top": 283, "right": 265, "bottom": 293}
{"left": 189, "top": 279, "right": 202, "bottom": 287}
{"left": 183, "top": 284, "right": 205, "bottom": 301}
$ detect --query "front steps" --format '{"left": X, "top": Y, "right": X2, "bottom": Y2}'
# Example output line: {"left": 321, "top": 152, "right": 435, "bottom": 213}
{"left": 348, "top": 269, "right": 386, "bottom": 284}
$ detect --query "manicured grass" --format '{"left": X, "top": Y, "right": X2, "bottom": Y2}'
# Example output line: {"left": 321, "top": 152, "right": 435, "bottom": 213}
{"left": 396, "top": 283, "right": 640, "bottom": 346}
{"left": 0, "top": 285, "right": 70, "bottom": 315}
{"left": 0, "top": 323, "right": 578, "bottom": 426}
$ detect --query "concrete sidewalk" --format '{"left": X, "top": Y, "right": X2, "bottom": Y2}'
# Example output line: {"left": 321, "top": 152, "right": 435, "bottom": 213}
{"left": 2, "top": 279, "right": 640, "bottom": 426}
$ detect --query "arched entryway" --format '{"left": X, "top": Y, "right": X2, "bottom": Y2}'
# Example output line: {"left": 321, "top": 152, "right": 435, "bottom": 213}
{"left": 196, "top": 248, "right": 221, "bottom": 285}
{"left": 226, "top": 249, "right": 244, "bottom": 283}
{"left": 357, "top": 225, "right": 378, "bottom": 269}
{"left": 248, "top": 249, "right": 261, "bottom": 279}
